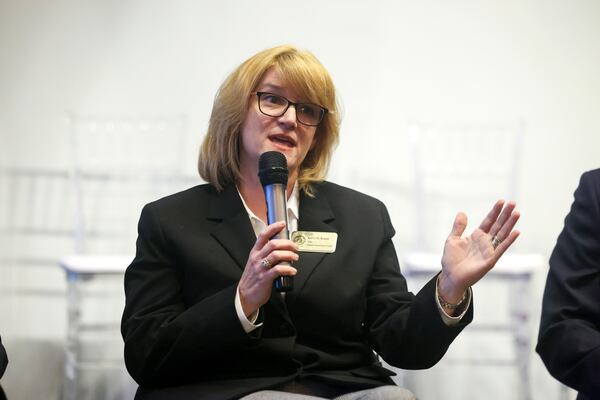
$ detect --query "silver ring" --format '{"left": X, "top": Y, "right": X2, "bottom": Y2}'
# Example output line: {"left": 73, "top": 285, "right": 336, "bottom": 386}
{"left": 260, "top": 258, "right": 271, "bottom": 269}
{"left": 491, "top": 236, "right": 502, "bottom": 250}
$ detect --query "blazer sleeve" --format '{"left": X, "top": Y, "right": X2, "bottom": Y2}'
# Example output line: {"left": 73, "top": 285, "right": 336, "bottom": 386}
{"left": 0, "top": 336, "right": 7, "bottom": 379}
{"left": 536, "top": 170, "right": 600, "bottom": 397}
{"left": 121, "top": 203, "right": 258, "bottom": 388}
{"left": 365, "top": 200, "right": 473, "bottom": 369}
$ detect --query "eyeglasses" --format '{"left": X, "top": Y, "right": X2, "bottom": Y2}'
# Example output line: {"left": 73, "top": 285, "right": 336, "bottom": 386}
{"left": 254, "top": 92, "right": 328, "bottom": 127}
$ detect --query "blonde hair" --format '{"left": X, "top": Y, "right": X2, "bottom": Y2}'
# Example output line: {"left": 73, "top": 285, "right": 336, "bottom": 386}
{"left": 198, "top": 45, "right": 340, "bottom": 196}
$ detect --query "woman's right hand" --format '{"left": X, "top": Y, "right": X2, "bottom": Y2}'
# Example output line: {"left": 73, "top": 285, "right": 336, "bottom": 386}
{"left": 238, "top": 221, "right": 298, "bottom": 318}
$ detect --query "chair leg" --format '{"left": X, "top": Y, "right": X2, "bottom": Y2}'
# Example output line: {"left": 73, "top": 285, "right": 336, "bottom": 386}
{"left": 509, "top": 276, "right": 531, "bottom": 400}
{"left": 63, "top": 273, "right": 81, "bottom": 400}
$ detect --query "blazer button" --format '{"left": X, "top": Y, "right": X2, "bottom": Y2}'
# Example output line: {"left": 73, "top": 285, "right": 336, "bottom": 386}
{"left": 279, "top": 322, "right": 294, "bottom": 336}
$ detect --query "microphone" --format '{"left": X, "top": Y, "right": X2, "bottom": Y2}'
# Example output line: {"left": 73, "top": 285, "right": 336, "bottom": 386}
{"left": 258, "top": 151, "right": 293, "bottom": 292}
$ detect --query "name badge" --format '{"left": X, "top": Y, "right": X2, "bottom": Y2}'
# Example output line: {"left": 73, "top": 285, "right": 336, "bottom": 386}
{"left": 291, "top": 231, "right": 338, "bottom": 253}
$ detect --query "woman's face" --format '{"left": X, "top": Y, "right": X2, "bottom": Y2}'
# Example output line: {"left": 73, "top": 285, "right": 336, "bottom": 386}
{"left": 239, "top": 68, "right": 318, "bottom": 182}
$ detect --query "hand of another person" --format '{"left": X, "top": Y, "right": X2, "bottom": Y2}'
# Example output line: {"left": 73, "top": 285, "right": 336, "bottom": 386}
{"left": 438, "top": 200, "right": 520, "bottom": 305}
{"left": 238, "top": 221, "right": 298, "bottom": 318}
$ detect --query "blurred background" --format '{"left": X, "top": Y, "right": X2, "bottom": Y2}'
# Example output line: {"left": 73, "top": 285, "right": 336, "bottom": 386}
{"left": 1, "top": 0, "right": 599, "bottom": 399}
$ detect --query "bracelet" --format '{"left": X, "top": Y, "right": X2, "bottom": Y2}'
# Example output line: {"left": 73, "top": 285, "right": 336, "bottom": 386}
{"left": 436, "top": 276, "right": 467, "bottom": 310}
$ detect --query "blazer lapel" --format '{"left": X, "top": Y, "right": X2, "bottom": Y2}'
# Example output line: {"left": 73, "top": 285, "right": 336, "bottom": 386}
{"left": 206, "top": 184, "right": 336, "bottom": 320}
{"left": 208, "top": 184, "right": 291, "bottom": 322}
{"left": 208, "top": 185, "right": 256, "bottom": 271}
{"left": 292, "top": 187, "right": 336, "bottom": 294}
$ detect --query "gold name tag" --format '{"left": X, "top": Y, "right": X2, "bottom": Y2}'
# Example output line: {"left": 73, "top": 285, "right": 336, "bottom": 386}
{"left": 291, "top": 231, "right": 338, "bottom": 253}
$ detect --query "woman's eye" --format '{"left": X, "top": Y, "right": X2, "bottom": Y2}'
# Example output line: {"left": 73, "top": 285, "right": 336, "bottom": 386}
{"left": 299, "top": 105, "right": 317, "bottom": 117}
{"left": 263, "top": 94, "right": 286, "bottom": 105}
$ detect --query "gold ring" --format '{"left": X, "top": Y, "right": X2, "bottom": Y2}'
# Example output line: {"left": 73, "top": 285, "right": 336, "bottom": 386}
{"left": 260, "top": 258, "right": 271, "bottom": 269}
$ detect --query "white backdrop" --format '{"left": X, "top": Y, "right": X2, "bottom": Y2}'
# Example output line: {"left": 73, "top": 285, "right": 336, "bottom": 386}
{"left": 1, "top": 0, "right": 599, "bottom": 399}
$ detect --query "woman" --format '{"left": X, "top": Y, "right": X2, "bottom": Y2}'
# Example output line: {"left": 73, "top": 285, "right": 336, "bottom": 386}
{"left": 121, "top": 45, "right": 520, "bottom": 400}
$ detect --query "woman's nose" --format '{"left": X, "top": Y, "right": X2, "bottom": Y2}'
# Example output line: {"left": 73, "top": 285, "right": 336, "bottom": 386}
{"left": 278, "top": 105, "right": 298, "bottom": 128}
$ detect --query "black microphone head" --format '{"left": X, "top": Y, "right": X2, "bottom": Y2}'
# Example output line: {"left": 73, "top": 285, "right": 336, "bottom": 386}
{"left": 258, "top": 151, "right": 288, "bottom": 186}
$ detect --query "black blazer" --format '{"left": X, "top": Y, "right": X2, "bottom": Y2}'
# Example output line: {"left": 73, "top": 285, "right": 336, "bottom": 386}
{"left": 0, "top": 336, "right": 6, "bottom": 379}
{"left": 537, "top": 169, "right": 600, "bottom": 400}
{"left": 1, "top": 335, "right": 7, "bottom": 400}
{"left": 122, "top": 181, "right": 472, "bottom": 400}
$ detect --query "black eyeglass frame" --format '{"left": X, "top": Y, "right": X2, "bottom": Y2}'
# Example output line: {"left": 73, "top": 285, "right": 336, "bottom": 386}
{"left": 253, "top": 92, "right": 329, "bottom": 127}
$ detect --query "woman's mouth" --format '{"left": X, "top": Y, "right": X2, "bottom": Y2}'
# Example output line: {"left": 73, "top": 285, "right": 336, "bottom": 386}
{"left": 269, "top": 134, "right": 296, "bottom": 148}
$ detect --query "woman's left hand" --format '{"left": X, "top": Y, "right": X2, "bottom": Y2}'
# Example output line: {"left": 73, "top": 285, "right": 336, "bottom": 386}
{"left": 438, "top": 200, "right": 521, "bottom": 304}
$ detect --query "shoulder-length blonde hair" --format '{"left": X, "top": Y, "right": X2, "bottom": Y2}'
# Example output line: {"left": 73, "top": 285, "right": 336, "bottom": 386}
{"left": 198, "top": 45, "right": 340, "bottom": 196}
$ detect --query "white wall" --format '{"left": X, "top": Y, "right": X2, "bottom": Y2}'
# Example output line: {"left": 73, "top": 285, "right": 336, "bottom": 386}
{"left": 1, "top": 0, "right": 598, "bottom": 399}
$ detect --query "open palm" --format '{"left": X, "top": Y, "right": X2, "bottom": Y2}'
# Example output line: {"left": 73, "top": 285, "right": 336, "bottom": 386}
{"left": 440, "top": 200, "right": 520, "bottom": 294}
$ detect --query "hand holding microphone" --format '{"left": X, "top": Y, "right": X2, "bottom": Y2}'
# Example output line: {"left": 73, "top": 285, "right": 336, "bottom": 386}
{"left": 258, "top": 151, "right": 294, "bottom": 292}
{"left": 237, "top": 151, "right": 297, "bottom": 319}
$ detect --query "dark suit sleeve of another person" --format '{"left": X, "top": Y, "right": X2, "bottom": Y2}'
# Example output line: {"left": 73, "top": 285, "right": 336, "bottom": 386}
{"left": 537, "top": 169, "right": 600, "bottom": 397}
{"left": 0, "top": 336, "right": 7, "bottom": 378}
